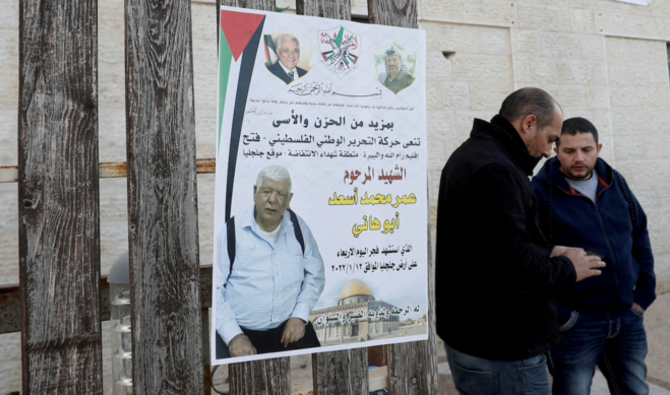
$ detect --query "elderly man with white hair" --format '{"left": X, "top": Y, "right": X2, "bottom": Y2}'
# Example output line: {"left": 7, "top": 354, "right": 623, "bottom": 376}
{"left": 214, "top": 165, "right": 325, "bottom": 358}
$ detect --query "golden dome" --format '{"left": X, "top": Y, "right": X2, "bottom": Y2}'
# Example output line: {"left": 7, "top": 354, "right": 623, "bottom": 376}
{"left": 339, "top": 279, "right": 374, "bottom": 301}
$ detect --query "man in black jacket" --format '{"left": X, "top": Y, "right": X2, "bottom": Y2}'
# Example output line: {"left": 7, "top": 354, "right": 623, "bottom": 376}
{"left": 436, "top": 87, "right": 605, "bottom": 394}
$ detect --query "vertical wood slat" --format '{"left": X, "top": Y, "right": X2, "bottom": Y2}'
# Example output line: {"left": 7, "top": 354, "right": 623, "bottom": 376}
{"left": 125, "top": 0, "right": 204, "bottom": 393}
{"left": 218, "top": 1, "right": 292, "bottom": 395}
{"left": 18, "top": 0, "right": 103, "bottom": 393}
{"left": 295, "top": 1, "right": 369, "bottom": 394}
{"left": 367, "top": 2, "right": 439, "bottom": 394}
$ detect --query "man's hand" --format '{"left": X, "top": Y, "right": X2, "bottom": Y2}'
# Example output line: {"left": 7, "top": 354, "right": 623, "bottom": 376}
{"left": 632, "top": 302, "right": 645, "bottom": 313}
{"left": 281, "top": 317, "right": 306, "bottom": 348}
{"left": 561, "top": 248, "right": 605, "bottom": 282}
{"left": 550, "top": 245, "right": 570, "bottom": 257}
{"left": 228, "top": 334, "right": 257, "bottom": 357}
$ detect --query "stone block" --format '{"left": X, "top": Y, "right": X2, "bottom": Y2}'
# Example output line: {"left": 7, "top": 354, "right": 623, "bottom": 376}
{"left": 425, "top": 51, "right": 452, "bottom": 81}
{"left": 440, "top": 25, "right": 481, "bottom": 54}
{"left": 0, "top": 69, "right": 18, "bottom": 109}
{"left": 193, "top": 38, "right": 218, "bottom": 76}
{"left": 420, "top": 21, "right": 444, "bottom": 52}
{"left": 426, "top": 80, "right": 443, "bottom": 110}
{"left": 571, "top": 8, "right": 595, "bottom": 34}
{"left": 442, "top": 81, "right": 470, "bottom": 109}
{"left": 607, "top": 64, "right": 647, "bottom": 87}
{"left": 0, "top": 231, "right": 19, "bottom": 280}
{"left": 0, "top": 360, "right": 21, "bottom": 394}
{"left": 555, "top": 58, "right": 608, "bottom": 84}
{"left": 549, "top": 84, "right": 587, "bottom": 109}
{"left": 192, "top": 2, "right": 218, "bottom": 44}
{"left": 609, "top": 85, "right": 638, "bottom": 108}
{"left": 419, "top": 0, "right": 515, "bottom": 26}
{"left": 512, "top": 29, "right": 540, "bottom": 55}
{"left": 99, "top": 109, "right": 127, "bottom": 163}
{"left": 580, "top": 34, "right": 606, "bottom": 60}
{"left": 539, "top": 31, "right": 582, "bottom": 59}
{"left": 514, "top": 54, "right": 556, "bottom": 83}
{"left": 606, "top": 36, "right": 662, "bottom": 64}
{"left": 0, "top": 26, "right": 17, "bottom": 70}
{"left": 451, "top": 54, "right": 511, "bottom": 82}
{"left": 194, "top": 72, "right": 218, "bottom": 110}
{"left": 98, "top": 0, "right": 124, "bottom": 71}
{"left": 517, "top": 4, "right": 571, "bottom": 32}
{"left": 635, "top": 86, "right": 670, "bottom": 111}
{"left": 585, "top": 85, "right": 610, "bottom": 110}
{"left": 612, "top": 135, "right": 647, "bottom": 162}
{"left": 478, "top": 27, "right": 510, "bottom": 56}
{"left": 426, "top": 109, "right": 454, "bottom": 169}
{"left": 98, "top": 70, "right": 125, "bottom": 109}
{"left": 469, "top": 81, "right": 513, "bottom": 111}
{"left": 0, "top": 0, "right": 19, "bottom": 30}
{"left": 596, "top": 11, "right": 664, "bottom": 41}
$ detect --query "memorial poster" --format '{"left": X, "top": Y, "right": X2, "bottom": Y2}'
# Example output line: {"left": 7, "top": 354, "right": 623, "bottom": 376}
{"left": 212, "top": 6, "right": 427, "bottom": 364}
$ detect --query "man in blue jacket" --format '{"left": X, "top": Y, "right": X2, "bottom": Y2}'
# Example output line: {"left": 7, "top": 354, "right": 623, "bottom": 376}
{"left": 533, "top": 117, "right": 656, "bottom": 395}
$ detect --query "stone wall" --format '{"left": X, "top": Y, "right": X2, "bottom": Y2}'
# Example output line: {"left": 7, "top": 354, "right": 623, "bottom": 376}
{"left": 0, "top": 0, "right": 669, "bottom": 392}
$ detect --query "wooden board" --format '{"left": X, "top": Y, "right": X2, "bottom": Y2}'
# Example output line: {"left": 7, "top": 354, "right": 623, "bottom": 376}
{"left": 366, "top": 1, "right": 439, "bottom": 394}
{"left": 18, "top": 0, "right": 103, "bottom": 393}
{"left": 125, "top": 0, "right": 204, "bottom": 393}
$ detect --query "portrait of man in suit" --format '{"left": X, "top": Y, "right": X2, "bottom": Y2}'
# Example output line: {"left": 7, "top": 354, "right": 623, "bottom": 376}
{"left": 266, "top": 34, "right": 308, "bottom": 85}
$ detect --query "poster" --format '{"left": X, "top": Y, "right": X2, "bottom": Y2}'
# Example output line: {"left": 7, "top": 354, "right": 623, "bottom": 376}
{"left": 212, "top": 6, "right": 427, "bottom": 364}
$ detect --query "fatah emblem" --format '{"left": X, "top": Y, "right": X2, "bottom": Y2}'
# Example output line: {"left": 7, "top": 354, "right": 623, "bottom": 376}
{"left": 318, "top": 26, "right": 361, "bottom": 76}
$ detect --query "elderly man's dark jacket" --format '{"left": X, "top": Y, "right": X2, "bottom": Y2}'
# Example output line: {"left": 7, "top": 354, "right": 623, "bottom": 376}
{"left": 435, "top": 115, "right": 576, "bottom": 361}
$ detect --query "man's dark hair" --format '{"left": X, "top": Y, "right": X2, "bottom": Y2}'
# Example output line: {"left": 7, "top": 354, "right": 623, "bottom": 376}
{"left": 499, "top": 87, "right": 558, "bottom": 129}
{"left": 556, "top": 117, "right": 599, "bottom": 148}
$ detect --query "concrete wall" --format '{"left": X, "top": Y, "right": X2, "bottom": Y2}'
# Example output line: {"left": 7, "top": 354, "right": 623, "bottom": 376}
{"left": 0, "top": 0, "right": 669, "bottom": 392}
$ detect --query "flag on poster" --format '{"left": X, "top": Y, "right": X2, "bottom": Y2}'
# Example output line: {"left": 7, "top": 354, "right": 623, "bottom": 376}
{"left": 212, "top": 6, "right": 427, "bottom": 365}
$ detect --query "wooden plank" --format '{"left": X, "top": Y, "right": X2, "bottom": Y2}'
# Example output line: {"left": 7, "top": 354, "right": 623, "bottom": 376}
{"left": 296, "top": 0, "right": 351, "bottom": 18}
{"left": 18, "top": 0, "right": 103, "bottom": 393}
{"left": 367, "top": 0, "right": 418, "bottom": 28}
{"left": 216, "top": 1, "right": 292, "bottom": 394}
{"left": 125, "top": 0, "right": 204, "bottom": 393}
{"left": 312, "top": 349, "right": 368, "bottom": 395}
{"left": 366, "top": 1, "right": 439, "bottom": 394}
{"left": 1, "top": 266, "right": 214, "bottom": 335}
{"left": 293, "top": 2, "right": 369, "bottom": 393}
{"left": 0, "top": 158, "right": 216, "bottom": 184}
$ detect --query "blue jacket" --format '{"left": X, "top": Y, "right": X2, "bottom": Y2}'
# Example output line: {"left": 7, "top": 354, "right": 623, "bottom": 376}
{"left": 532, "top": 157, "right": 655, "bottom": 323}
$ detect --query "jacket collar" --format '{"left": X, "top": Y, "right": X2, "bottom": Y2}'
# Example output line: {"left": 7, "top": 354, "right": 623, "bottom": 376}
{"left": 541, "top": 156, "right": 614, "bottom": 195}
{"left": 472, "top": 114, "right": 540, "bottom": 176}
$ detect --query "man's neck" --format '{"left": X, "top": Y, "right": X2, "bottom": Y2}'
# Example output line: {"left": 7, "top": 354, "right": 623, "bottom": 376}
{"left": 559, "top": 167, "right": 594, "bottom": 181}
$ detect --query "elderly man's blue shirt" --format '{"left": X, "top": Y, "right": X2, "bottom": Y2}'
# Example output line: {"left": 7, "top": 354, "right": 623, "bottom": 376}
{"left": 214, "top": 206, "right": 325, "bottom": 344}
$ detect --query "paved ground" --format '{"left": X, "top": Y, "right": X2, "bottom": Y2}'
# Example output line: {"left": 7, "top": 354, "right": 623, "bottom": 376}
{"left": 241, "top": 293, "right": 670, "bottom": 394}
{"left": 437, "top": 291, "right": 670, "bottom": 394}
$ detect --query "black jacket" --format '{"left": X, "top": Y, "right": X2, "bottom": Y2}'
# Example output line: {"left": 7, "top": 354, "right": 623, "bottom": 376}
{"left": 533, "top": 157, "right": 655, "bottom": 322}
{"left": 435, "top": 115, "right": 576, "bottom": 361}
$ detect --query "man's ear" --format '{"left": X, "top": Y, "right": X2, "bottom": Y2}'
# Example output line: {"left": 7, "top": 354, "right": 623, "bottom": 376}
{"left": 597, "top": 143, "right": 603, "bottom": 155}
{"left": 253, "top": 185, "right": 257, "bottom": 196}
{"left": 522, "top": 114, "right": 537, "bottom": 134}
{"left": 554, "top": 146, "right": 559, "bottom": 155}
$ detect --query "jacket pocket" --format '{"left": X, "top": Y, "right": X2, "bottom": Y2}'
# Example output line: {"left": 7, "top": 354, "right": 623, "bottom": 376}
{"left": 559, "top": 311, "right": 578, "bottom": 331}
{"left": 630, "top": 306, "right": 644, "bottom": 318}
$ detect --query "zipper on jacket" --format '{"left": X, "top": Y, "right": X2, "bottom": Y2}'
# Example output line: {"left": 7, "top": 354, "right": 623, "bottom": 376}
{"left": 593, "top": 202, "right": 620, "bottom": 297}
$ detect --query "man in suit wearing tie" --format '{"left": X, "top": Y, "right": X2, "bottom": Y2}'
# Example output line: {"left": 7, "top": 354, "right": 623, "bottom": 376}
{"left": 267, "top": 34, "right": 308, "bottom": 85}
